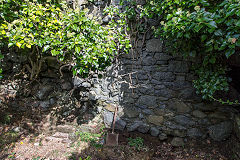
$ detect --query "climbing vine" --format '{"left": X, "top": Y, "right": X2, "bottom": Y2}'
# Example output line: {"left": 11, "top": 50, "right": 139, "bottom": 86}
{"left": 123, "top": 0, "right": 240, "bottom": 102}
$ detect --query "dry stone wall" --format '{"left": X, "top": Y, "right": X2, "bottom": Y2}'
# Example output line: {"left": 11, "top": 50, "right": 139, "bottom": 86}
{"left": 73, "top": 35, "right": 236, "bottom": 142}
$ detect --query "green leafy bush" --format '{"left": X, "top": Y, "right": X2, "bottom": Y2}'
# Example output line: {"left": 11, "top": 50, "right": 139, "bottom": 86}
{"left": 0, "top": 0, "right": 131, "bottom": 79}
{"left": 129, "top": 0, "right": 240, "bottom": 101}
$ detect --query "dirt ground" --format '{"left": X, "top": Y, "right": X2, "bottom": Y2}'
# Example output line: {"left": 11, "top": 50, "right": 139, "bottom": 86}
{"left": 0, "top": 125, "right": 235, "bottom": 160}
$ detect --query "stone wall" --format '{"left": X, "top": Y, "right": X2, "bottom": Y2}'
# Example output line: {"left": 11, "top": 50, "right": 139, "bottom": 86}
{"left": 73, "top": 35, "right": 237, "bottom": 143}
{"left": 1, "top": 0, "right": 239, "bottom": 145}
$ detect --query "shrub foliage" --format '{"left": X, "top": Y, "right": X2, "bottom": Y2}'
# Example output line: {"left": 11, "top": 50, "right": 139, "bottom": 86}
{"left": 125, "top": 0, "right": 240, "bottom": 101}
{"left": 0, "top": 0, "right": 131, "bottom": 79}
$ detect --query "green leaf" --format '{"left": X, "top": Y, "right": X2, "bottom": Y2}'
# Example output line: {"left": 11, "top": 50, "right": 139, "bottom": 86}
{"left": 225, "top": 49, "right": 235, "bottom": 58}
{"left": 201, "top": 35, "right": 207, "bottom": 42}
{"left": 207, "top": 21, "right": 217, "bottom": 28}
{"left": 236, "top": 40, "right": 240, "bottom": 47}
{"left": 43, "top": 45, "right": 50, "bottom": 52}
{"left": 75, "top": 47, "right": 81, "bottom": 53}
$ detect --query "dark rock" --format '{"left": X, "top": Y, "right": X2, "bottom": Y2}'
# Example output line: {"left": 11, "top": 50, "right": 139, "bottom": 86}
{"left": 154, "top": 88, "right": 176, "bottom": 98}
{"left": 187, "top": 128, "right": 204, "bottom": 138}
{"left": 139, "top": 85, "right": 154, "bottom": 95}
{"left": 192, "top": 110, "right": 207, "bottom": 118}
{"left": 36, "top": 85, "right": 53, "bottom": 100}
{"left": 193, "top": 103, "right": 216, "bottom": 111}
{"left": 173, "top": 115, "right": 196, "bottom": 127}
{"left": 146, "top": 39, "right": 163, "bottom": 52}
{"left": 49, "top": 98, "right": 56, "bottom": 105}
{"left": 137, "top": 124, "right": 150, "bottom": 133}
{"left": 171, "top": 137, "right": 184, "bottom": 147}
{"left": 142, "top": 56, "right": 156, "bottom": 65}
{"left": 136, "top": 95, "right": 157, "bottom": 108}
{"left": 208, "top": 121, "right": 233, "bottom": 141}
{"left": 127, "top": 121, "right": 143, "bottom": 132}
{"left": 159, "top": 133, "right": 167, "bottom": 140}
{"left": 168, "top": 100, "right": 191, "bottom": 113}
{"left": 152, "top": 72, "right": 175, "bottom": 82}
{"left": 164, "top": 121, "right": 187, "bottom": 130}
{"left": 173, "top": 130, "right": 186, "bottom": 137}
{"left": 142, "top": 109, "right": 154, "bottom": 115}
{"left": 147, "top": 115, "right": 164, "bottom": 126}
{"left": 154, "top": 53, "right": 171, "bottom": 61}
{"left": 115, "top": 119, "right": 127, "bottom": 131}
{"left": 125, "top": 108, "right": 139, "bottom": 118}
{"left": 150, "top": 127, "right": 159, "bottom": 137}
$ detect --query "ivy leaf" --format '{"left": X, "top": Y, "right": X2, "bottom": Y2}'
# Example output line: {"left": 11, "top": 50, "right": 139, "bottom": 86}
{"left": 225, "top": 49, "right": 235, "bottom": 58}
{"left": 207, "top": 21, "right": 217, "bottom": 28}
{"left": 75, "top": 47, "right": 81, "bottom": 53}
{"left": 43, "top": 45, "right": 50, "bottom": 52}
{"left": 16, "top": 42, "right": 22, "bottom": 48}
{"left": 26, "top": 44, "right": 31, "bottom": 48}
{"left": 236, "top": 40, "right": 240, "bottom": 47}
{"left": 236, "top": 20, "right": 240, "bottom": 27}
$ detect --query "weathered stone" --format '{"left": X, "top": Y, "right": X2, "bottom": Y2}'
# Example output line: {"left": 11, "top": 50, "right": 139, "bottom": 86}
{"left": 139, "top": 85, "right": 154, "bottom": 95}
{"left": 154, "top": 88, "right": 176, "bottom": 98}
{"left": 171, "top": 137, "right": 184, "bottom": 147}
{"left": 147, "top": 115, "right": 164, "bottom": 126}
{"left": 146, "top": 39, "right": 163, "bottom": 52}
{"left": 127, "top": 121, "right": 143, "bottom": 132}
{"left": 174, "top": 115, "right": 195, "bottom": 127}
{"left": 154, "top": 53, "right": 171, "bottom": 61}
{"left": 159, "top": 133, "right": 167, "bottom": 140}
{"left": 168, "top": 61, "right": 189, "bottom": 73}
{"left": 81, "top": 82, "right": 91, "bottom": 88}
{"left": 104, "top": 104, "right": 116, "bottom": 112}
{"left": 198, "top": 118, "right": 211, "bottom": 126}
{"left": 36, "top": 85, "right": 53, "bottom": 100}
{"left": 168, "top": 100, "right": 191, "bottom": 113}
{"left": 164, "top": 121, "right": 187, "bottom": 130}
{"left": 103, "top": 111, "right": 113, "bottom": 128}
{"left": 115, "top": 119, "right": 127, "bottom": 131}
{"left": 137, "top": 123, "right": 150, "bottom": 133}
{"left": 142, "top": 109, "right": 154, "bottom": 115}
{"left": 150, "top": 127, "right": 159, "bottom": 137}
{"left": 187, "top": 128, "right": 204, "bottom": 138}
{"left": 124, "top": 108, "right": 139, "bottom": 118}
{"left": 179, "top": 88, "right": 199, "bottom": 100}
{"left": 208, "top": 121, "right": 233, "bottom": 141}
{"left": 192, "top": 110, "right": 207, "bottom": 118}
{"left": 193, "top": 103, "right": 216, "bottom": 111}
{"left": 208, "top": 112, "right": 228, "bottom": 120}
{"left": 142, "top": 56, "right": 156, "bottom": 65}
{"left": 152, "top": 72, "right": 175, "bottom": 82}
{"left": 173, "top": 130, "right": 186, "bottom": 137}
{"left": 73, "top": 76, "right": 84, "bottom": 87}
{"left": 136, "top": 95, "right": 157, "bottom": 108}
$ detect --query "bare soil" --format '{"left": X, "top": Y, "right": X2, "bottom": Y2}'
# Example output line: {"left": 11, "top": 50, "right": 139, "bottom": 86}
{"left": 0, "top": 126, "right": 235, "bottom": 160}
